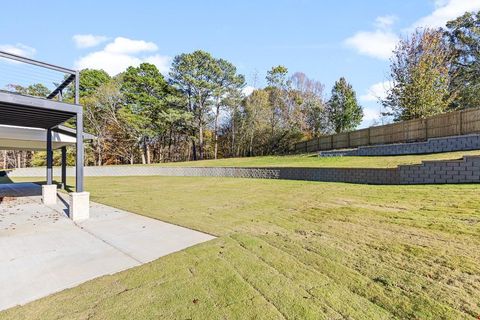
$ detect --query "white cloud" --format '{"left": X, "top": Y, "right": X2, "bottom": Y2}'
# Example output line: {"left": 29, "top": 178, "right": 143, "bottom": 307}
{"left": 72, "top": 34, "right": 108, "bottom": 48}
{"left": 104, "top": 37, "right": 158, "bottom": 54}
{"left": 242, "top": 85, "right": 255, "bottom": 96}
{"left": 74, "top": 37, "right": 170, "bottom": 76}
{"left": 374, "top": 15, "right": 397, "bottom": 29}
{"left": 75, "top": 51, "right": 142, "bottom": 75}
{"left": 144, "top": 54, "right": 171, "bottom": 74}
{"left": 0, "top": 43, "right": 36, "bottom": 57}
{"left": 344, "top": 30, "right": 399, "bottom": 60}
{"left": 344, "top": 0, "right": 480, "bottom": 60}
{"left": 411, "top": 0, "right": 480, "bottom": 29}
{"left": 360, "top": 81, "right": 393, "bottom": 102}
{"left": 344, "top": 14, "right": 400, "bottom": 60}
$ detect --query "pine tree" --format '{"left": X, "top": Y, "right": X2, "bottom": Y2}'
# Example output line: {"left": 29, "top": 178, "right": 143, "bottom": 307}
{"left": 446, "top": 11, "right": 480, "bottom": 109}
{"left": 327, "top": 77, "right": 363, "bottom": 133}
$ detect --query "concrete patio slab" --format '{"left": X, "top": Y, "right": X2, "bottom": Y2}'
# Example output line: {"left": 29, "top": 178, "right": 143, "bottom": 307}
{"left": 0, "top": 183, "right": 215, "bottom": 311}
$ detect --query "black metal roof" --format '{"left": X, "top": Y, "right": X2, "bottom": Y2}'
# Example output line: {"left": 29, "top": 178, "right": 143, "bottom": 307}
{"left": 0, "top": 91, "right": 80, "bottom": 129}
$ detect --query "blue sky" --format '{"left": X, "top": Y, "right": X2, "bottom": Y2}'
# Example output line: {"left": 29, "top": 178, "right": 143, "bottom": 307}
{"left": 1, "top": 0, "right": 480, "bottom": 127}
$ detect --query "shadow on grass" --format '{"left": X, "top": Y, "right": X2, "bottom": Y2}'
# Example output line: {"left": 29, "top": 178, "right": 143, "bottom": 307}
{"left": 0, "top": 174, "right": 74, "bottom": 193}
{"left": 0, "top": 175, "right": 43, "bottom": 199}
{"left": 0, "top": 174, "right": 13, "bottom": 184}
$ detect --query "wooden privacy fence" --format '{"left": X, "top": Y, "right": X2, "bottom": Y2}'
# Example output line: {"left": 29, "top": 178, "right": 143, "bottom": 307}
{"left": 294, "top": 107, "right": 480, "bottom": 153}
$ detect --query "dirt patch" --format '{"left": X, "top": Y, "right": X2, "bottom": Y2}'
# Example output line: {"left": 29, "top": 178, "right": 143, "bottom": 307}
{"left": 331, "top": 199, "right": 408, "bottom": 212}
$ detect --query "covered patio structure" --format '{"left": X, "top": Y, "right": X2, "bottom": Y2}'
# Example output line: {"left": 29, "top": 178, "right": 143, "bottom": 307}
{"left": 0, "top": 50, "right": 89, "bottom": 219}
{"left": 0, "top": 124, "right": 94, "bottom": 189}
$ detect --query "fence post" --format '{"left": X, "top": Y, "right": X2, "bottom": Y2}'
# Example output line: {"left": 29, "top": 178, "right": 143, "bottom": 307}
{"left": 330, "top": 135, "right": 333, "bottom": 150}
{"left": 459, "top": 110, "right": 463, "bottom": 135}
{"left": 367, "top": 127, "right": 371, "bottom": 145}
{"left": 425, "top": 118, "right": 428, "bottom": 140}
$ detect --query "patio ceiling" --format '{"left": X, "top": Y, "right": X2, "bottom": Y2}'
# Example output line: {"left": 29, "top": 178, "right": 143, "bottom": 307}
{"left": 0, "top": 125, "right": 76, "bottom": 150}
{"left": 0, "top": 91, "right": 80, "bottom": 129}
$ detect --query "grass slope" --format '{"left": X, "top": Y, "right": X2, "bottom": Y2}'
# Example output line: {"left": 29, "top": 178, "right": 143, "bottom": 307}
{"left": 1, "top": 151, "right": 479, "bottom": 174}
{"left": 151, "top": 150, "right": 480, "bottom": 168}
{"left": 1, "top": 176, "right": 480, "bottom": 319}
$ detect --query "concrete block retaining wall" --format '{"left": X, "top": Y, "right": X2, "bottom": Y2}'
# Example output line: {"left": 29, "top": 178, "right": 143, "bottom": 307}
{"left": 5, "top": 166, "right": 399, "bottom": 185}
{"left": 399, "top": 155, "right": 480, "bottom": 184}
{"left": 6, "top": 155, "right": 480, "bottom": 185}
{"left": 319, "top": 134, "right": 480, "bottom": 157}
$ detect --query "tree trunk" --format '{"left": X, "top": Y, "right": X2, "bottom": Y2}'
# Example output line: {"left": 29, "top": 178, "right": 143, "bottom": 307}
{"left": 231, "top": 111, "right": 236, "bottom": 157}
{"left": 214, "top": 104, "right": 220, "bottom": 160}
{"left": 141, "top": 138, "right": 147, "bottom": 165}
{"left": 198, "top": 121, "right": 204, "bottom": 160}
{"left": 187, "top": 140, "right": 191, "bottom": 161}
{"left": 249, "top": 134, "right": 254, "bottom": 157}
{"left": 146, "top": 143, "right": 151, "bottom": 164}
{"left": 2, "top": 151, "right": 6, "bottom": 169}
{"left": 197, "top": 95, "right": 204, "bottom": 160}
{"left": 97, "top": 142, "right": 102, "bottom": 166}
{"left": 168, "top": 128, "right": 173, "bottom": 160}
{"left": 192, "top": 139, "right": 197, "bottom": 161}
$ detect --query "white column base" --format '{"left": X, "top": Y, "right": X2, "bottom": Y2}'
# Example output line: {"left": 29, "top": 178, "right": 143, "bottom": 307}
{"left": 42, "top": 185, "right": 57, "bottom": 205}
{"left": 69, "top": 192, "right": 90, "bottom": 221}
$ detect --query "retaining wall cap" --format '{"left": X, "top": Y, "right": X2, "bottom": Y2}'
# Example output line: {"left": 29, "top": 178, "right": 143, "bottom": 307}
{"left": 421, "top": 158, "right": 465, "bottom": 165}
{"left": 463, "top": 155, "right": 480, "bottom": 160}
{"left": 320, "top": 133, "right": 480, "bottom": 154}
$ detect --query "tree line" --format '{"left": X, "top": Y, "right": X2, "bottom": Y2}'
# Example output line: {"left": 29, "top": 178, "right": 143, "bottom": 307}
{"left": 1, "top": 10, "right": 479, "bottom": 168}
{"left": 80, "top": 58, "right": 363, "bottom": 165}
{"left": 3, "top": 51, "right": 363, "bottom": 167}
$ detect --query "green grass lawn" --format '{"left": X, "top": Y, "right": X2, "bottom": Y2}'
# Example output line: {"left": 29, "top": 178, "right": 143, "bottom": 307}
{"left": 1, "top": 176, "right": 480, "bottom": 319}
{"left": 150, "top": 150, "right": 480, "bottom": 168}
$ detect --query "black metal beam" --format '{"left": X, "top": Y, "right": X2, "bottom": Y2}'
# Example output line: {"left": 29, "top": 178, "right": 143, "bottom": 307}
{"left": 74, "top": 70, "right": 84, "bottom": 192}
{"left": 0, "top": 91, "right": 82, "bottom": 114}
{"left": 47, "top": 74, "right": 75, "bottom": 100}
{"left": 61, "top": 146, "right": 67, "bottom": 189}
{"left": 0, "top": 50, "right": 76, "bottom": 75}
{"left": 76, "top": 113, "right": 84, "bottom": 192}
{"left": 46, "top": 129, "right": 53, "bottom": 185}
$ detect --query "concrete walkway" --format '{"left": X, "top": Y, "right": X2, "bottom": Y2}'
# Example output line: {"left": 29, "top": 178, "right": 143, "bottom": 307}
{"left": 0, "top": 183, "right": 215, "bottom": 311}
